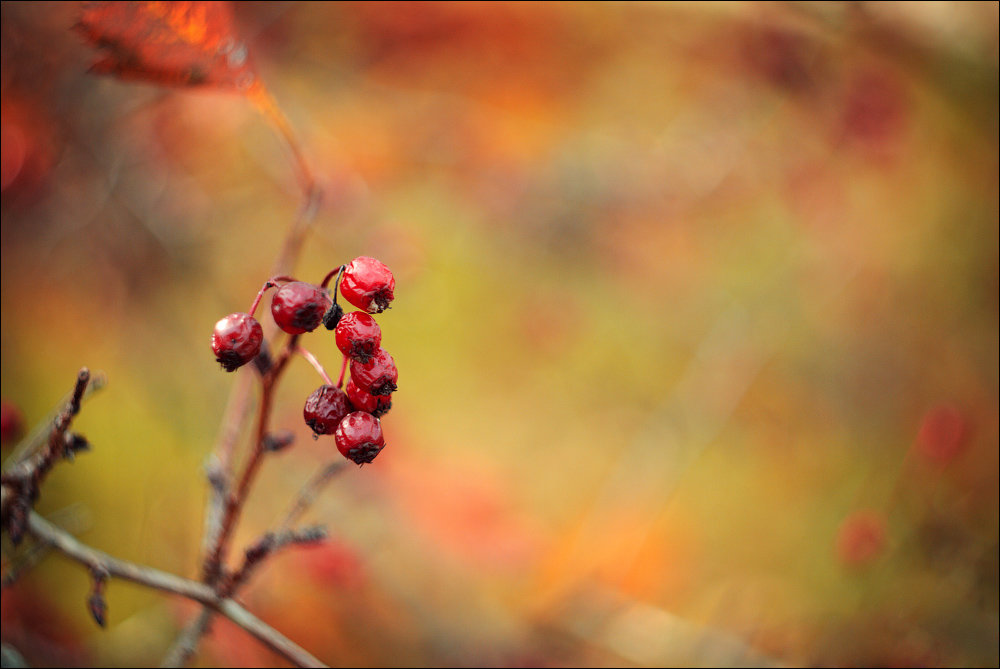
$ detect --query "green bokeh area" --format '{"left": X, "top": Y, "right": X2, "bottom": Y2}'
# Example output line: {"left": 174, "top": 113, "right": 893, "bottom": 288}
{"left": 2, "top": 3, "right": 997, "bottom": 667}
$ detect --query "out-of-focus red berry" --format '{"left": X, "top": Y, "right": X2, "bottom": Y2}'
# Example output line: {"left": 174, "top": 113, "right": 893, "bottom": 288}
{"left": 836, "top": 510, "right": 887, "bottom": 568}
{"left": 1, "top": 400, "right": 25, "bottom": 444}
{"left": 915, "top": 404, "right": 968, "bottom": 465}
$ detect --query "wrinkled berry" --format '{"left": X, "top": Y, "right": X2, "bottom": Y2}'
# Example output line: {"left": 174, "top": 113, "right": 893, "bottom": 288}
{"left": 335, "top": 311, "right": 382, "bottom": 363}
{"left": 211, "top": 312, "right": 263, "bottom": 372}
{"left": 340, "top": 256, "right": 394, "bottom": 314}
{"left": 349, "top": 348, "right": 398, "bottom": 397}
{"left": 303, "top": 385, "right": 352, "bottom": 436}
{"left": 335, "top": 411, "right": 385, "bottom": 465}
{"left": 271, "top": 282, "right": 332, "bottom": 335}
{"left": 345, "top": 378, "right": 392, "bottom": 418}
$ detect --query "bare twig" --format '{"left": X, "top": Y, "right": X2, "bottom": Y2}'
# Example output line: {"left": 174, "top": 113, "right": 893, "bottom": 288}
{"left": 23, "top": 511, "right": 327, "bottom": 668}
{"left": 164, "top": 462, "right": 346, "bottom": 667}
{"left": 1, "top": 369, "right": 95, "bottom": 543}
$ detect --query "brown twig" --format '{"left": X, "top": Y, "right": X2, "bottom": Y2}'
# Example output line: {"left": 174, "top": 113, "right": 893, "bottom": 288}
{"left": 22, "top": 511, "right": 327, "bottom": 668}
{"left": 163, "top": 462, "right": 347, "bottom": 667}
{"left": 202, "top": 333, "right": 299, "bottom": 585}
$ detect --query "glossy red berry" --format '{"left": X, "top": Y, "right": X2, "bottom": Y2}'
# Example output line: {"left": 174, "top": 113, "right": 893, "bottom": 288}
{"left": 335, "top": 311, "right": 382, "bottom": 363}
{"left": 345, "top": 378, "right": 392, "bottom": 417}
{"left": 211, "top": 313, "right": 263, "bottom": 372}
{"left": 349, "top": 348, "right": 398, "bottom": 397}
{"left": 340, "top": 256, "right": 395, "bottom": 314}
{"left": 303, "top": 385, "right": 352, "bottom": 436}
{"left": 271, "top": 282, "right": 332, "bottom": 335}
{"left": 335, "top": 411, "right": 385, "bottom": 465}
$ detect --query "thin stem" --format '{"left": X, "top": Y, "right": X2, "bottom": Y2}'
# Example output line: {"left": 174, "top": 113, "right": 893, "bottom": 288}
{"left": 202, "top": 335, "right": 300, "bottom": 584}
{"left": 246, "top": 276, "right": 297, "bottom": 317}
{"left": 296, "top": 346, "right": 333, "bottom": 386}
{"left": 23, "top": 510, "right": 327, "bottom": 668}
{"left": 319, "top": 265, "right": 345, "bottom": 291}
{"left": 336, "top": 354, "right": 349, "bottom": 389}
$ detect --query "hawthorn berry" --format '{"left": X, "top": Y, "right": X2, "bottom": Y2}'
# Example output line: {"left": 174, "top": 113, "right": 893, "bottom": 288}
{"left": 271, "top": 281, "right": 332, "bottom": 335}
{"left": 211, "top": 312, "right": 263, "bottom": 372}
{"left": 340, "top": 256, "right": 395, "bottom": 314}
{"left": 335, "top": 311, "right": 382, "bottom": 363}
{"left": 335, "top": 411, "right": 385, "bottom": 465}
{"left": 345, "top": 378, "right": 392, "bottom": 417}
{"left": 303, "top": 385, "right": 352, "bottom": 436}
{"left": 349, "top": 348, "right": 398, "bottom": 397}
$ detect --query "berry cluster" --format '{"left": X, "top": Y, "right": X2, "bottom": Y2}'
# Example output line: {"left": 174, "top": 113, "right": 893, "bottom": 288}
{"left": 211, "top": 256, "right": 397, "bottom": 465}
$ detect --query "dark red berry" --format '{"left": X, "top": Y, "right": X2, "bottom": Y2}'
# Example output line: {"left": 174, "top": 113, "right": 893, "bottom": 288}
{"left": 340, "top": 256, "right": 395, "bottom": 314}
{"left": 1, "top": 400, "right": 25, "bottom": 444}
{"left": 303, "top": 385, "right": 352, "bottom": 436}
{"left": 335, "top": 411, "right": 385, "bottom": 465}
{"left": 335, "top": 311, "right": 382, "bottom": 363}
{"left": 349, "top": 348, "right": 398, "bottom": 397}
{"left": 345, "top": 378, "right": 392, "bottom": 418}
{"left": 211, "top": 313, "right": 263, "bottom": 372}
{"left": 271, "top": 282, "right": 332, "bottom": 335}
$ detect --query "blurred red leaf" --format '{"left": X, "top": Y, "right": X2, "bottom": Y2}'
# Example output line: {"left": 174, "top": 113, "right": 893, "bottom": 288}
{"left": 75, "top": 1, "right": 256, "bottom": 91}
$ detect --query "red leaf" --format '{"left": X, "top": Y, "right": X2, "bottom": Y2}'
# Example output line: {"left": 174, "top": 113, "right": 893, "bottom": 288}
{"left": 75, "top": 1, "right": 257, "bottom": 91}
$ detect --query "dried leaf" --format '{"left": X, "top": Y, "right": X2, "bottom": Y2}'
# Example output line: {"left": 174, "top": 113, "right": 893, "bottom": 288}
{"left": 75, "top": 1, "right": 257, "bottom": 91}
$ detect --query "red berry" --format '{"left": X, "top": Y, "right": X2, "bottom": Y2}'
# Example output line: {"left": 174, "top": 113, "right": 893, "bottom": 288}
{"left": 345, "top": 378, "right": 392, "bottom": 418}
{"left": 271, "top": 282, "right": 332, "bottom": 335}
{"left": 335, "top": 411, "right": 385, "bottom": 465}
{"left": 836, "top": 510, "right": 887, "bottom": 569}
{"left": 303, "top": 385, "right": 352, "bottom": 436}
{"left": 915, "top": 404, "right": 968, "bottom": 465}
{"left": 335, "top": 311, "right": 382, "bottom": 363}
{"left": 1, "top": 400, "right": 25, "bottom": 444}
{"left": 211, "top": 312, "right": 263, "bottom": 372}
{"left": 349, "top": 348, "right": 398, "bottom": 397}
{"left": 340, "top": 256, "right": 395, "bottom": 314}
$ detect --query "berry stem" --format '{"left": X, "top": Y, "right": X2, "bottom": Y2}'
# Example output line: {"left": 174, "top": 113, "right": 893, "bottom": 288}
{"left": 203, "top": 334, "right": 300, "bottom": 585}
{"left": 295, "top": 346, "right": 333, "bottom": 386}
{"left": 336, "top": 353, "right": 349, "bottom": 389}
{"left": 319, "top": 265, "right": 345, "bottom": 292}
{"left": 246, "top": 276, "right": 297, "bottom": 317}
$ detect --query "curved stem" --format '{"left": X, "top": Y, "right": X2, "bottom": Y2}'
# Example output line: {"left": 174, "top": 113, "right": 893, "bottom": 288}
{"left": 319, "top": 265, "right": 345, "bottom": 291}
{"left": 296, "top": 346, "right": 333, "bottom": 386}
{"left": 246, "top": 276, "right": 297, "bottom": 317}
{"left": 336, "top": 354, "right": 349, "bottom": 389}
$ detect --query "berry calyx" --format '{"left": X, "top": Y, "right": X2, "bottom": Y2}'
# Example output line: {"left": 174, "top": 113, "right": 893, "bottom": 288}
{"left": 349, "top": 348, "right": 398, "bottom": 396}
{"left": 335, "top": 411, "right": 385, "bottom": 465}
{"left": 271, "top": 282, "right": 333, "bottom": 335}
{"left": 303, "top": 385, "right": 352, "bottom": 436}
{"left": 340, "top": 256, "right": 395, "bottom": 314}
{"left": 211, "top": 312, "right": 264, "bottom": 372}
{"left": 345, "top": 378, "right": 392, "bottom": 418}
{"left": 335, "top": 311, "right": 382, "bottom": 363}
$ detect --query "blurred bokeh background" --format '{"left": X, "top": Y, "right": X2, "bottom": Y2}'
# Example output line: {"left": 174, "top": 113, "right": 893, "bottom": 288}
{"left": 2, "top": 2, "right": 997, "bottom": 666}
